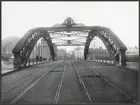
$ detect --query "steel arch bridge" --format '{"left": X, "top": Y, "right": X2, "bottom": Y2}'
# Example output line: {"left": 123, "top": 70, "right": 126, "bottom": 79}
{"left": 12, "top": 17, "right": 127, "bottom": 68}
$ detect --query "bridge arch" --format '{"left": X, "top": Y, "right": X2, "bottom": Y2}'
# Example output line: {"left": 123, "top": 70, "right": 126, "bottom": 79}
{"left": 84, "top": 26, "right": 127, "bottom": 66}
{"left": 12, "top": 28, "right": 55, "bottom": 68}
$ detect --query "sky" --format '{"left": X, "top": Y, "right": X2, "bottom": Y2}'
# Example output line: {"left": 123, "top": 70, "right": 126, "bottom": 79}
{"left": 2, "top": 1, "right": 139, "bottom": 51}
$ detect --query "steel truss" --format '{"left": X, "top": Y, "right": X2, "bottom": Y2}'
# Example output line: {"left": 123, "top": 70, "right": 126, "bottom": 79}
{"left": 84, "top": 28, "right": 127, "bottom": 66}
{"left": 12, "top": 17, "right": 127, "bottom": 68}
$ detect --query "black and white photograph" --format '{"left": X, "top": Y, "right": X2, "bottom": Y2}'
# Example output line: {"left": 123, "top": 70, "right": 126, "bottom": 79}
{"left": 1, "top": 1, "right": 139, "bottom": 104}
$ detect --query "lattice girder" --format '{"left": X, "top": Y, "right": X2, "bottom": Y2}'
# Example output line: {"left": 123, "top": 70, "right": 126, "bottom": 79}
{"left": 84, "top": 27, "right": 127, "bottom": 66}
{"left": 12, "top": 28, "right": 55, "bottom": 68}
{"left": 12, "top": 17, "right": 128, "bottom": 68}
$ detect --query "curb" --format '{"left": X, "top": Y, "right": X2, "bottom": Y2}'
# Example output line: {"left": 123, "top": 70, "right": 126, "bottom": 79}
{"left": 116, "top": 66, "right": 139, "bottom": 72}
{"left": 2, "top": 69, "right": 20, "bottom": 76}
{"left": 1, "top": 61, "right": 53, "bottom": 76}
{"left": 89, "top": 60, "right": 138, "bottom": 72}
{"left": 1, "top": 66, "right": 33, "bottom": 76}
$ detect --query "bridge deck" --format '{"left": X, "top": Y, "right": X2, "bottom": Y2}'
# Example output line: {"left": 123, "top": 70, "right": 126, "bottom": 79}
{"left": 1, "top": 60, "right": 137, "bottom": 104}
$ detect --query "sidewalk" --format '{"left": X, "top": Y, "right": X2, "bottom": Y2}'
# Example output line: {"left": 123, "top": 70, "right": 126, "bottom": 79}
{"left": 126, "top": 62, "right": 139, "bottom": 70}
{"left": 1, "top": 60, "right": 51, "bottom": 75}
{"left": 89, "top": 60, "right": 139, "bottom": 71}
{"left": 2, "top": 69, "right": 16, "bottom": 74}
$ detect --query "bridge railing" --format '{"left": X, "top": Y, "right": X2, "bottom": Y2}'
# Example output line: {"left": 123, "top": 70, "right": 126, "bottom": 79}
{"left": 88, "top": 56, "right": 114, "bottom": 64}
{"left": 26, "top": 57, "right": 50, "bottom": 66}
{"left": 89, "top": 55, "right": 139, "bottom": 65}
{"left": 126, "top": 55, "right": 139, "bottom": 62}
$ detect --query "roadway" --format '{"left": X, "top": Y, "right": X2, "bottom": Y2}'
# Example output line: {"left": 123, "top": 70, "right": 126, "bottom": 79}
{"left": 1, "top": 60, "right": 137, "bottom": 104}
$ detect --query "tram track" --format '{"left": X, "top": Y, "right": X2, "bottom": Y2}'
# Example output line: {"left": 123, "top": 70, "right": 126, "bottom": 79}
{"left": 9, "top": 61, "right": 67, "bottom": 104}
{"left": 1, "top": 61, "right": 61, "bottom": 94}
{"left": 9, "top": 63, "right": 59, "bottom": 104}
{"left": 72, "top": 61, "right": 93, "bottom": 103}
{"left": 1, "top": 60, "right": 135, "bottom": 104}
{"left": 54, "top": 60, "right": 91, "bottom": 104}
{"left": 53, "top": 61, "right": 67, "bottom": 104}
{"left": 2, "top": 67, "right": 49, "bottom": 93}
{"left": 79, "top": 61, "right": 133, "bottom": 101}
{"left": 2, "top": 61, "right": 58, "bottom": 81}
{"left": 9, "top": 60, "right": 93, "bottom": 104}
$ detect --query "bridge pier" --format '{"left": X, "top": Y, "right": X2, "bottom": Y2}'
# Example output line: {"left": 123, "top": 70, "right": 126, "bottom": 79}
{"left": 119, "top": 50, "right": 126, "bottom": 66}
{"left": 13, "top": 53, "right": 21, "bottom": 69}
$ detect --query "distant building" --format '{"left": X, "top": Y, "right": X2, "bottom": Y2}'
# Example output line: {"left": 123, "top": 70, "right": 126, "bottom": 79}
{"left": 88, "top": 48, "right": 109, "bottom": 60}
{"left": 126, "top": 46, "right": 139, "bottom": 55}
{"left": 56, "top": 48, "right": 67, "bottom": 60}
{"left": 73, "top": 47, "right": 83, "bottom": 60}
{"left": 65, "top": 51, "right": 75, "bottom": 60}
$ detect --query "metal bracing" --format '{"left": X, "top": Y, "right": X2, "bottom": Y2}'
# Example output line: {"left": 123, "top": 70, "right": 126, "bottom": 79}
{"left": 12, "top": 17, "right": 127, "bottom": 68}
{"left": 12, "top": 28, "right": 55, "bottom": 68}
{"left": 50, "top": 30, "right": 87, "bottom": 47}
{"left": 84, "top": 28, "right": 127, "bottom": 66}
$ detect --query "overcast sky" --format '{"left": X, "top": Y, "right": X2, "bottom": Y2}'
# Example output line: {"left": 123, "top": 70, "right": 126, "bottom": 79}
{"left": 2, "top": 1, "right": 139, "bottom": 48}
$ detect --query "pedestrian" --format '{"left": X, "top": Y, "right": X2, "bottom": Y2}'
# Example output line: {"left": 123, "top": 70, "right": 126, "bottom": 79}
{"left": 36, "top": 55, "right": 39, "bottom": 63}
